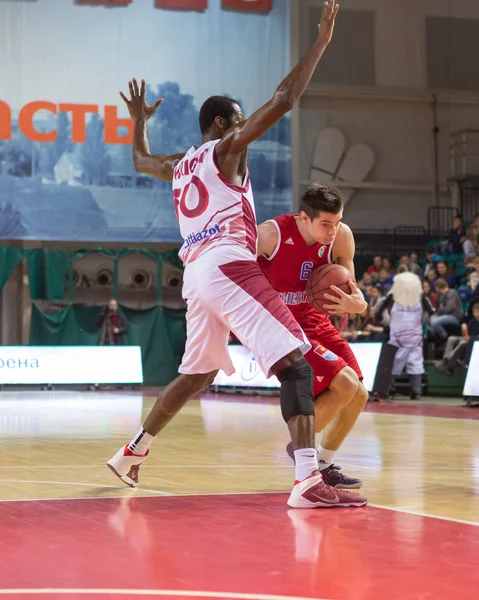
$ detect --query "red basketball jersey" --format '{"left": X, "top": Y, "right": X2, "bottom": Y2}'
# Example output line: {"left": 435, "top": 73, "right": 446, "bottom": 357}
{"left": 258, "top": 214, "right": 335, "bottom": 322}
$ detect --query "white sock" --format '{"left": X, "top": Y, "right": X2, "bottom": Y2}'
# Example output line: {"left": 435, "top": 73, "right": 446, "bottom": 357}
{"left": 294, "top": 448, "right": 319, "bottom": 482}
{"left": 317, "top": 446, "right": 336, "bottom": 469}
{"left": 128, "top": 428, "right": 155, "bottom": 456}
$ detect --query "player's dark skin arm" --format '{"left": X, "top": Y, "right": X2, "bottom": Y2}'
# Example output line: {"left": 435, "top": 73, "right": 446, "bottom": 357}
{"left": 120, "top": 78, "right": 185, "bottom": 182}
{"left": 215, "top": 0, "right": 339, "bottom": 188}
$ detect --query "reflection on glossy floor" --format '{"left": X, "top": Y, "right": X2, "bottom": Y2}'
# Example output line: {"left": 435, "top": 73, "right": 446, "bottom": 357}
{"left": 0, "top": 390, "right": 478, "bottom": 600}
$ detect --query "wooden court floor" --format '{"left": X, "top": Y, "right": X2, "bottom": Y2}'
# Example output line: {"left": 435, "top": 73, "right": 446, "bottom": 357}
{"left": 0, "top": 390, "right": 478, "bottom": 600}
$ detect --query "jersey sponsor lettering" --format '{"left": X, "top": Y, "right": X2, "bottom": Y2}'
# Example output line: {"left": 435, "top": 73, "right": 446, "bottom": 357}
{"left": 174, "top": 140, "right": 257, "bottom": 265}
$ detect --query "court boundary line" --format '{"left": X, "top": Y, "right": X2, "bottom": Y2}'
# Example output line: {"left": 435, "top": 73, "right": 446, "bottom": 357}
{"left": 0, "top": 589, "right": 332, "bottom": 600}
{"left": 0, "top": 479, "right": 170, "bottom": 496}
{"left": 0, "top": 489, "right": 477, "bottom": 527}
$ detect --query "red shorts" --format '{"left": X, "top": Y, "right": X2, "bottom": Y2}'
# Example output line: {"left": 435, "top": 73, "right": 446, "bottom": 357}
{"left": 301, "top": 316, "right": 363, "bottom": 397}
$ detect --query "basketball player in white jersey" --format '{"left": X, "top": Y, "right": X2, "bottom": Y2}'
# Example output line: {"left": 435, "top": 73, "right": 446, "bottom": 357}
{"left": 108, "top": 1, "right": 366, "bottom": 508}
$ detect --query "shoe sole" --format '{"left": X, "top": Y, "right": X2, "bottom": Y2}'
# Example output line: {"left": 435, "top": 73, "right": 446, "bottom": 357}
{"left": 335, "top": 482, "right": 363, "bottom": 490}
{"left": 287, "top": 498, "right": 367, "bottom": 509}
{"left": 106, "top": 462, "right": 137, "bottom": 488}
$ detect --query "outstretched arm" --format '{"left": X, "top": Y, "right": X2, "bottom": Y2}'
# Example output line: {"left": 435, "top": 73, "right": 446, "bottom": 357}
{"left": 120, "top": 79, "right": 185, "bottom": 182}
{"left": 217, "top": 1, "right": 339, "bottom": 156}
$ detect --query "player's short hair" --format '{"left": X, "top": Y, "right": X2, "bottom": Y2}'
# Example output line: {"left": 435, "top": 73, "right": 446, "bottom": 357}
{"left": 299, "top": 183, "right": 344, "bottom": 220}
{"left": 199, "top": 96, "right": 240, "bottom": 135}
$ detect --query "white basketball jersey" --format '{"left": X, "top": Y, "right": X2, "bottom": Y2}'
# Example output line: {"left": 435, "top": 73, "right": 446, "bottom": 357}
{"left": 173, "top": 140, "right": 257, "bottom": 266}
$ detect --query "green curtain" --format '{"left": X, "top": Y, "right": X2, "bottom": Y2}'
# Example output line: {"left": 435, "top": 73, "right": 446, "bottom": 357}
{"left": 0, "top": 247, "right": 24, "bottom": 293}
{"left": 26, "top": 249, "right": 72, "bottom": 301}
{"left": 29, "top": 303, "right": 187, "bottom": 386}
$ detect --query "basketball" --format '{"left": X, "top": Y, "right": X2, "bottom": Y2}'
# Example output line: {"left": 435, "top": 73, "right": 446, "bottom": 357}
{"left": 306, "top": 263, "right": 353, "bottom": 314}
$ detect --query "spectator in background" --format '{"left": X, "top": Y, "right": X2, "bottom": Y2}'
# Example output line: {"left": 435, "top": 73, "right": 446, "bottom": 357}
{"left": 97, "top": 299, "right": 129, "bottom": 345}
{"left": 368, "top": 255, "right": 383, "bottom": 275}
{"left": 472, "top": 214, "right": 479, "bottom": 242}
{"left": 363, "top": 285, "right": 386, "bottom": 342}
{"left": 362, "top": 283, "right": 373, "bottom": 302}
{"left": 441, "top": 215, "right": 466, "bottom": 255}
{"left": 427, "top": 278, "right": 463, "bottom": 341}
{"left": 436, "top": 300, "right": 479, "bottom": 375}
{"left": 422, "top": 279, "right": 438, "bottom": 308}
{"left": 378, "top": 267, "right": 394, "bottom": 295}
{"left": 435, "top": 260, "right": 457, "bottom": 288}
{"left": 397, "top": 264, "right": 409, "bottom": 274}
{"left": 332, "top": 312, "right": 369, "bottom": 343}
{"left": 462, "top": 227, "right": 478, "bottom": 261}
{"left": 382, "top": 257, "right": 393, "bottom": 272}
{"left": 469, "top": 257, "right": 479, "bottom": 291}
{"left": 458, "top": 257, "right": 479, "bottom": 303}
{"left": 409, "top": 253, "right": 424, "bottom": 279}
{"left": 426, "top": 267, "right": 437, "bottom": 291}
{"left": 361, "top": 271, "right": 374, "bottom": 287}
{"left": 424, "top": 250, "right": 435, "bottom": 276}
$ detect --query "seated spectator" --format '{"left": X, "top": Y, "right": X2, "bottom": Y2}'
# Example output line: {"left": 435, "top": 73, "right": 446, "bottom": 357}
{"left": 361, "top": 272, "right": 374, "bottom": 287}
{"left": 397, "top": 264, "right": 409, "bottom": 274}
{"left": 427, "top": 278, "right": 463, "bottom": 341}
{"left": 382, "top": 257, "right": 393, "bottom": 272}
{"left": 435, "top": 260, "right": 457, "bottom": 288}
{"left": 472, "top": 214, "right": 479, "bottom": 242}
{"left": 332, "top": 312, "right": 369, "bottom": 342}
{"left": 463, "top": 227, "right": 478, "bottom": 260}
{"left": 469, "top": 257, "right": 479, "bottom": 291}
{"left": 436, "top": 300, "right": 479, "bottom": 375}
{"left": 363, "top": 286, "right": 387, "bottom": 341}
{"left": 367, "top": 255, "right": 383, "bottom": 275}
{"left": 422, "top": 279, "right": 438, "bottom": 308}
{"left": 362, "top": 283, "right": 373, "bottom": 302}
{"left": 441, "top": 215, "right": 466, "bottom": 255}
{"left": 409, "top": 253, "right": 424, "bottom": 278}
{"left": 426, "top": 267, "right": 437, "bottom": 291}
{"left": 458, "top": 257, "right": 479, "bottom": 303}
{"left": 378, "top": 267, "right": 394, "bottom": 295}
{"left": 424, "top": 250, "right": 435, "bottom": 276}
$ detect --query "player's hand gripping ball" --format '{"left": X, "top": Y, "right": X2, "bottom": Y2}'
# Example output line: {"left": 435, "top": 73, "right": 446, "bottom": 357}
{"left": 305, "top": 264, "right": 355, "bottom": 315}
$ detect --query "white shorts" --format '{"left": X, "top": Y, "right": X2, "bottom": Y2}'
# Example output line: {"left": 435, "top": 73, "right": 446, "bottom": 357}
{"left": 392, "top": 346, "right": 424, "bottom": 376}
{"left": 179, "top": 249, "right": 310, "bottom": 377}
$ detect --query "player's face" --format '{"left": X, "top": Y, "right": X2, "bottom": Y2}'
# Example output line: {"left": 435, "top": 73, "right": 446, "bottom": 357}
{"left": 225, "top": 104, "right": 244, "bottom": 130}
{"left": 306, "top": 211, "right": 343, "bottom": 244}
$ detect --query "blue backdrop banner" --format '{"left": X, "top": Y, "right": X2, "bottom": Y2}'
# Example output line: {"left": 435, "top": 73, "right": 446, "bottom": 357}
{"left": 0, "top": 0, "right": 291, "bottom": 243}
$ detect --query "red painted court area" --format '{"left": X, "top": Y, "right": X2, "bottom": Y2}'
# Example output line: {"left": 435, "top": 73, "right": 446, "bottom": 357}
{"left": 0, "top": 494, "right": 478, "bottom": 600}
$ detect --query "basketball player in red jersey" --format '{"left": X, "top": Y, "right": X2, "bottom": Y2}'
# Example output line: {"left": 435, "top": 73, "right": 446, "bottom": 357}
{"left": 258, "top": 183, "right": 369, "bottom": 488}
{"left": 107, "top": 3, "right": 367, "bottom": 508}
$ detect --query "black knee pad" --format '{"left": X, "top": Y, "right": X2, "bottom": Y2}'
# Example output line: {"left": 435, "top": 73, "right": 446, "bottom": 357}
{"left": 276, "top": 357, "right": 315, "bottom": 423}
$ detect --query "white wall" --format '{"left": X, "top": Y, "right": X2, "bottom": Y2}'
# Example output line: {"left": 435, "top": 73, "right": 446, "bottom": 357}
{"left": 294, "top": 0, "right": 479, "bottom": 228}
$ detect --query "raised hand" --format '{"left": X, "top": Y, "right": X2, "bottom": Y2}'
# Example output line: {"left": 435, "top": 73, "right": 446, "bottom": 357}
{"left": 119, "top": 78, "right": 163, "bottom": 122}
{"left": 318, "top": 0, "right": 339, "bottom": 47}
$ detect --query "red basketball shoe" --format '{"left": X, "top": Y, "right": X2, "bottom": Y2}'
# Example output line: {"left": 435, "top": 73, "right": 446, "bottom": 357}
{"left": 287, "top": 472, "right": 367, "bottom": 509}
